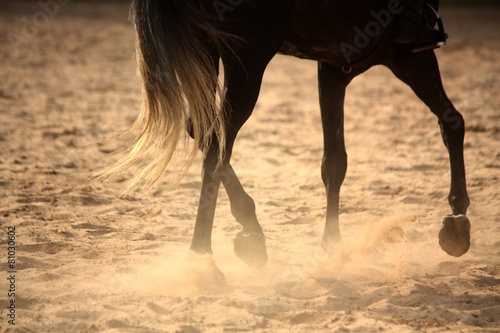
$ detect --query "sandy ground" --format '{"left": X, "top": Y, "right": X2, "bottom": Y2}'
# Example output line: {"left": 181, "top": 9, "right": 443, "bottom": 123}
{"left": 0, "top": 2, "right": 499, "bottom": 332}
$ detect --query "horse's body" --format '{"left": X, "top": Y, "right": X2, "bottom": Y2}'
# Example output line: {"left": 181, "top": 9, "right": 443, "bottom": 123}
{"left": 281, "top": 0, "right": 392, "bottom": 63}
{"left": 105, "top": 0, "right": 471, "bottom": 266}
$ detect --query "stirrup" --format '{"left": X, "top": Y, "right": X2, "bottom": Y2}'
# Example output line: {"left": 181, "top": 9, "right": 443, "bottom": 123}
{"left": 412, "top": 3, "right": 448, "bottom": 53}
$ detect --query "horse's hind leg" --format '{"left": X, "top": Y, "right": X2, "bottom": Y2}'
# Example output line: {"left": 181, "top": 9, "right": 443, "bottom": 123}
{"left": 221, "top": 163, "right": 267, "bottom": 267}
{"left": 317, "top": 62, "right": 351, "bottom": 251}
{"left": 189, "top": 0, "right": 293, "bottom": 267}
{"left": 191, "top": 57, "right": 275, "bottom": 267}
{"left": 389, "top": 50, "right": 470, "bottom": 257}
{"left": 221, "top": 54, "right": 290, "bottom": 267}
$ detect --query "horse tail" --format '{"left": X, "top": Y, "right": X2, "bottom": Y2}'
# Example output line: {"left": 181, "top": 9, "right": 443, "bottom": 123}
{"left": 99, "top": 0, "right": 227, "bottom": 191}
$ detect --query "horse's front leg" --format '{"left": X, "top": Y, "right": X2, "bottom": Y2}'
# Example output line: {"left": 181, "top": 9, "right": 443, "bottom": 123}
{"left": 318, "top": 62, "right": 352, "bottom": 251}
{"left": 389, "top": 50, "right": 470, "bottom": 257}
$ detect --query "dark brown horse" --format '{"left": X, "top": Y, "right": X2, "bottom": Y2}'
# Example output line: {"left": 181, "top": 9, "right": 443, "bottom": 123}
{"left": 101, "top": 0, "right": 471, "bottom": 267}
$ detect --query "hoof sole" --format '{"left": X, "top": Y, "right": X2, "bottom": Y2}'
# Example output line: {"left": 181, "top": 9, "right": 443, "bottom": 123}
{"left": 439, "top": 214, "right": 471, "bottom": 257}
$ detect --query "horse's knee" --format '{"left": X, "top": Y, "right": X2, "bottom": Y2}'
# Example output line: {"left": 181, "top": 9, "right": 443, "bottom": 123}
{"left": 441, "top": 108, "right": 465, "bottom": 133}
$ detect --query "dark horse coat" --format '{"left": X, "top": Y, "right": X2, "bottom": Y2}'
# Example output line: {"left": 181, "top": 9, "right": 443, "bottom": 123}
{"left": 99, "top": 0, "right": 471, "bottom": 267}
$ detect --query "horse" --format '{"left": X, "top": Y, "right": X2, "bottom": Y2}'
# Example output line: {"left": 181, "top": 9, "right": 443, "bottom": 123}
{"left": 101, "top": 0, "right": 471, "bottom": 267}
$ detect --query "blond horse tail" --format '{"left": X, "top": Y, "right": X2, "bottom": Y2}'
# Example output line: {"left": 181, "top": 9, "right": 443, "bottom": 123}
{"left": 98, "top": 0, "right": 226, "bottom": 192}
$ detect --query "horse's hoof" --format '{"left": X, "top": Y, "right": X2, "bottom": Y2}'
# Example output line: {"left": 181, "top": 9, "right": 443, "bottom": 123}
{"left": 234, "top": 231, "right": 268, "bottom": 268}
{"left": 321, "top": 233, "right": 341, "bottom": 256}
{"left": 438, "top": 214, "right": 471, "bottom": 257}
{"left": 187, "top": 251, "right": 227, "bottom": 287}
{"left": 320, "top": 240, "right": 338, "bottom": 256}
